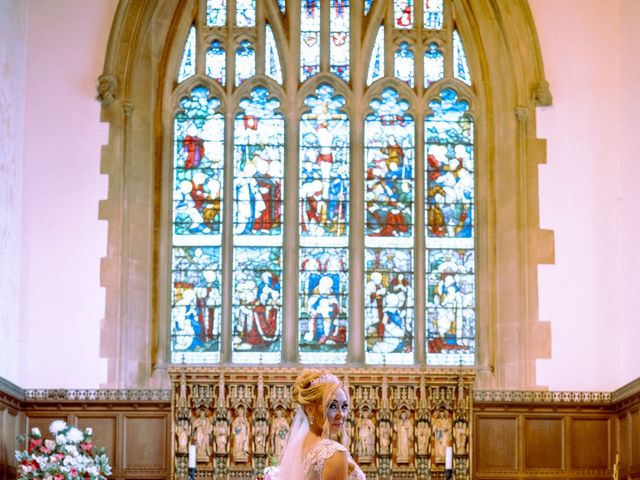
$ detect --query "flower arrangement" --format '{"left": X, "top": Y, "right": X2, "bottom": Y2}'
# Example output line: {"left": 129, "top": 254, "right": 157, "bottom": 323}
{"left": 15, "top": 419, "right": 112, "bottom": 480}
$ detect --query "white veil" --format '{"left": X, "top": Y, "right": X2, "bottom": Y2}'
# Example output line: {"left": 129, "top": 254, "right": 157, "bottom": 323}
{"left": 278, "top": 406, "right": 309, "bottom": 480}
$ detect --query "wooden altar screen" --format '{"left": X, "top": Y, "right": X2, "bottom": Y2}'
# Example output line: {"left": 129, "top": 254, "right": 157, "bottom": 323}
{"left": 169, "top": 368, "right": 474, "bottom": 480}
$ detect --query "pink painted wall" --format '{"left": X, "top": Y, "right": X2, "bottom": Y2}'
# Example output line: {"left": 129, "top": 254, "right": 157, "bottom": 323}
{"left": 18, "top": 0, "right": 118, "bottom": 387}
{"left": 533, "top": 0, "right": 640, "bottom": 390}
{"left": 0, "top": 0, "right": 27, "bottom": 385}
{"left": 10, "top": 0, "right": 639, "bottom": 390}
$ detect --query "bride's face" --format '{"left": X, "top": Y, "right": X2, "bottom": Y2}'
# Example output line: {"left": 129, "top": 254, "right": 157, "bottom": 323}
{"left": 325, "top": 387, "right": 349, "bottom": 435}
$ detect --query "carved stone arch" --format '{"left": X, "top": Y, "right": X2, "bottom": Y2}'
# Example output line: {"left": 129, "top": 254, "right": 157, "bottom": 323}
{"left": 423, "top": 79, "right": 477, "bottom": 114}
{"left": 363, "top": 79, "right": 419, "bottom": 117}
{"left": 231, "top": 78, "right": 286, "bottom": 116}
{"left": 297, "top": 75, "right": 354, "bottom": 117}
{"left": 99, "top": 0, "right": 553, "bottom": 389}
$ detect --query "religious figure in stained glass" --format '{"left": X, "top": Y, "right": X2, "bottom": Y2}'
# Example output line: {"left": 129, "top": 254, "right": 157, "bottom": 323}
{"left": 234, "top": 87, "right": 284, "bottom": 236}
{"left": 300, "top": 84, "right": 350, "bottom": 238}
{"left": 395, "top": 43, "right": 414, "bottom": 87}
{"left": 206, "top": 40, "right": 226, "bottom": 85}
{"left": 171, "top": 247, "right": 222, "bottom": 363}
{"left": 365, "top": 88, "right": 414, "bottom": 238}
{"left": 173, "top": 87, "right": 224, "bottom": 236}
{"left": 395, "top": 0, "right": 413, "bottom": 28}
{"left": 426, "top": 89, "right": 473, "bottom": 239}
{"left": 426, "top": 250, "right": 474, "bottom": 364}
{"left": 329, "top": 0, "right": 350, "bottom": 81}
{"left": 300, "top": 0, "right": 321, "bottom": 81}
{"left": 235, "top": 40, "right": 256, "bottom": 86}
{"left": 232, "top": 248, "right": 282, "bottom": 363}
{"left": 364, "top": 248, "right": 414, "bottom": 363}
{"left": 299, "top": 248, "right": 349, "bottom": 363}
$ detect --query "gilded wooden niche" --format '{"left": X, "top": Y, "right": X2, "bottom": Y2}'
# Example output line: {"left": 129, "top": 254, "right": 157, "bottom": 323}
{"left": 169, "top": 367, "right": 474, "bottom": 480}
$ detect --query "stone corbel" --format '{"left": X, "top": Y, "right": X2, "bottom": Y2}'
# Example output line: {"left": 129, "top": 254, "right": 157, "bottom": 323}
{"left": 533, "top": 80, "right": 553, "bottom": 107}
{"left": 96, "top": 74, "right": 118, "bottom": 107}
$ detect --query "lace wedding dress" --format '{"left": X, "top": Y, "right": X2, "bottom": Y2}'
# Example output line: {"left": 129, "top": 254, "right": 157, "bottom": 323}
{"left": 303, "top": 439, "right": 366, "bottom": 480}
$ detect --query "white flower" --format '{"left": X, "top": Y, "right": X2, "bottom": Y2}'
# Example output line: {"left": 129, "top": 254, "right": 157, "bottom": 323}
{"left": 84, "top": 427, "right": 93, "bottom": 436}
{"left": 49, "top": 420, "right": 68, "bottom": 434}
{"left": 88, "top": 466, "right": 99, "bottom": 476}
{"left": 31, "top": 427, "right": 42, "bottom": 437}
{"left": 66, "top": 427, "right": 84, "bottom": 443}
{"left": 45, "top": 439, "right": 56, "bottom": 450}
{"left": 21, "top": 465, "right": 32, "bottom": 474}
{"left": 65, "top": 444, "right": 79, "bottom": 457}
{"left": 56, "top": 434, "right": 67, "bottom": 445}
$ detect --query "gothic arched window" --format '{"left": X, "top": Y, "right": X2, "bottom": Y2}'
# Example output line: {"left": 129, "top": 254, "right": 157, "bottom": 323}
{"left": 99, "top": 0, "right": 552, "bottom": 388}
{"left": 168, "top": 0, "right": 476, "bottom": 367}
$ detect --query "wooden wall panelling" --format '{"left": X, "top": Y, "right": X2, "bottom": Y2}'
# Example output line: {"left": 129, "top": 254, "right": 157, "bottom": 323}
{"left": 123, "top": 414, "right": 169, "bottom": 478}
{"left": 632, "top": 408, "right": 640, "bottom": 467}
{"left": 76, "top": 414, "right": 118, "bottom": 475}
{"left": 523, "top": 416, "right": 563, "bottom": 471}
{"left": 0, "top": 404, "right": 23, "bottom": 480}
{"left": 474, "top": 414, "right": 519, "bottom": 475}
{"left": 569, "top": 416, "right": 610, "bottom": 471}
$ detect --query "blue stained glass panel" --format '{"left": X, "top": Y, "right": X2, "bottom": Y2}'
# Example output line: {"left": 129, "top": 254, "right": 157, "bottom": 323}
{"left": 299, "top": 248, "right": 349, "bottom": 364}
{"left": 364, "top": 88, "right": 414, "bottom": 239}
{"left": 424, "top": 43, "right": 444, "bottom": 87}
{"left": 277, "top": 0, "right": 286, "bottom": 14}
{"left": 425, "top": 88, "right": 474, "bottom": 239}
{"left": 236, "top": 0, "right": 256, "bottom": 27}
{"left": 178, "top": 26, "right": 196, "bottom": 83}
{"left": 171, "top": 246, "right": 222, "bottom": 364}
{"left": 394, "top": 0, "right": 413, "bottom": 28}
{"left": 394, "top": 42, "right": 414, "bottom": 87}
{"left": 330, "top": 0, "right": 350, "bottom": 81}
{"left": 365, "top": 248, "right": 414, "bottom": 364}
{"left": 265, "top": 25, "right": 283, "bottom": 84}
{"left": 424, "top": 0, "right": 443, "bottom": 29}
{"left": 300, "top": 0, "right": 321, "bottom": 81}
{"left": 173, "top": 87, "right": 224, "bottom": 236}
{"left": 453, "top": 30, "right": 472, "bottom": 85}
{"left": 234, "top": 87, "right": 284, "bottom": 236}
{"left": 206, "top": 40, "right": 226, "bottom": 85}
{"left": 299, "top": 84, "right": 350, "bottom": 241}
{"left": 207, "top": 0, "right": 227, "bottom": 27}
{"left": 235, "top": 40, "right": 256, "bottom": 86}
{"left": 232, "top": 247, "right": 282, "bottom": 363}
{"left": 364, "top": 0, "right": 374, "bottom": 15}
{"left": 367, "top": 26, "right": 385, "bottom": 85}
{"left": 426, "top": 249, "right": 475, "bottom": 365}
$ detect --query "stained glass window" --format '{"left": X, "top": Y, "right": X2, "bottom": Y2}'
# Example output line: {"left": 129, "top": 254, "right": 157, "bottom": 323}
{"left": 299, "top": 84, "right": 350, "bottom": 363}
{"left": 301, "top": 0, "right": 321, "bottom": 81}
{"left": 265, "top": 26, "right": 283, "bottom": 84}
{"left": 206, "top": 40, "right": 226, "bottom": 85}
{"left": 236, "top": 0, "right": 256, "bottom": 27}
{"left": 329, "top": 0, "right": 350, "bottom": 81}
{"left": 453, "top": 30, "right": 471, "bottom": 85}
{"left": 367, "top": 27, "right": 385, "bottom": 85}
{"left": 424, "top": 0, "right": 443, "bottom": 29}
{"left": 394, "top": 0, "right": 413, "bottom": 29}
{"left": 232, "top": 87, "right": 284, "bottom": 363}
{"left": 171, "top": 86, "right": 224, "bottom": 364}
{"left": 425, "top": 88, "right": 474, "bottom": 365}
{"left": 235, "top": 40, "right": 256, "bottom": 86}
{"left": 394, "top": 42, "right": 414, "bottom": 87}
{"left": 169, "top": 0, "right": 477, "bottom": 368}
{"left": 178, "top": 26, "right": 196, "bottom": 83}
{"left": 424, "top": 42, "right": 444, "bottom": 86}
{"left": 206, "top": 0, "right": 226, "bottom": 27}
{"left": 364, "top": 88, "right": 415, "bottom": 364}
{"left": 364, "top": 0, "right": 374, "bottom": 15}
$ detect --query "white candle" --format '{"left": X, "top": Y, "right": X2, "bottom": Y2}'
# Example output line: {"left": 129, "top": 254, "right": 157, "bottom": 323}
{"left": 188, "top": 444, "right": 196, "bottom": 468}
{"left": 445, "top": 446, "right": 453, "bottom": 470}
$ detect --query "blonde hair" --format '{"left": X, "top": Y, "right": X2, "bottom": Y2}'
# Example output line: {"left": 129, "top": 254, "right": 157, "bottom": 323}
{"left": 292, "top": 369, "right": 349, "bottom": 439}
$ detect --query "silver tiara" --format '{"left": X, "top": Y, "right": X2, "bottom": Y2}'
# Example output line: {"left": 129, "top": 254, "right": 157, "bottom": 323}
{"left": 310, "top": 373, "right": 340, "bottom": 388}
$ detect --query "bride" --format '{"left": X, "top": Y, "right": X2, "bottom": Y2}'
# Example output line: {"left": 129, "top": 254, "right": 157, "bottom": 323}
{"left": 278, "top": 369, "right": 365, "bottom": 480}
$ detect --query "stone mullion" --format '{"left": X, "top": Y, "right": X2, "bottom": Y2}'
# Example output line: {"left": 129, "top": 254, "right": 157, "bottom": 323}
{"left": 281, "top": 4, "right": 301, "bottom": 364}
{"left": 320, "top": 0, "right": 330, "bottom": 73}
{"left": 255, "top": 0, "right": 265, "bottom": 76}
{"left": 347, "top": 1, "right": 366, "bottom": 365}
{"left": 443, "top": 0, "right": 454, "bottom": 81}
{"left": 221, "top": 107, "right": 235, "bottom": 364}
{"left": 414, "top": 108, "right": 426, "bottom": 366}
